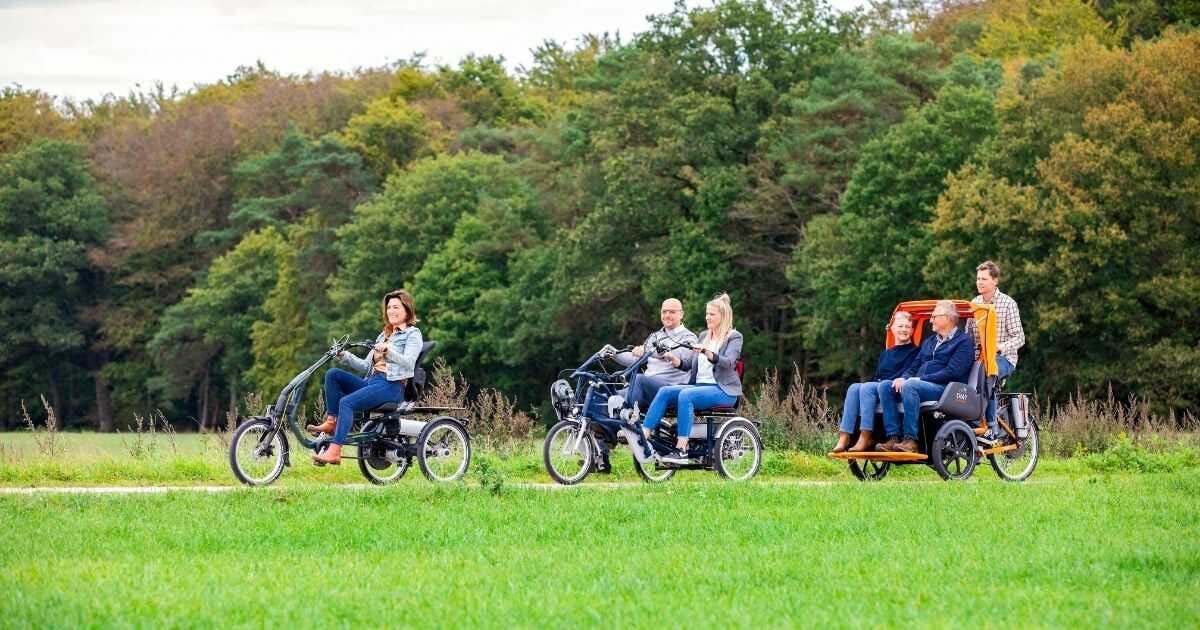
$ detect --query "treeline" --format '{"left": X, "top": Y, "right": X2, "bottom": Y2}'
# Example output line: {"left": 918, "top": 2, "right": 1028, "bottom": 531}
{"left": 2, "top": 0, "right": 1197, "bottom": 430}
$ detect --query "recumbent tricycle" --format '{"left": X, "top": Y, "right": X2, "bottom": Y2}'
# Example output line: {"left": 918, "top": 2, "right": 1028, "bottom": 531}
{"left": 229, "top": 335, "right": 472, "bottom": 486}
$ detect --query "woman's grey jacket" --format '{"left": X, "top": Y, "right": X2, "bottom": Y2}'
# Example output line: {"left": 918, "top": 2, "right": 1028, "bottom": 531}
{"left": 339, "top": 326, "right": 424, "bottom": 382}
{"left": 680, "top": 329, "right": 744, "bottom": 397}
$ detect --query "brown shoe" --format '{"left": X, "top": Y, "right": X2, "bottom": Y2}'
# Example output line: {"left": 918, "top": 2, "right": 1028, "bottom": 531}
{"left": 312, "top": 443, "right": 342, "bottom": 466}
{"left": 832, "top": 432, "right": 852, "bottom": 453}
{"left": 877, "top": 437, "right": 899, "bottom": 452}
{"left": 893, "top": 439, "right": 919, "bottom": 453}
{"left": 847, "top": 430, "right": 875, "bottom": 452}
{"left": 306, "top": 416, "right": 337, "bottom": 435}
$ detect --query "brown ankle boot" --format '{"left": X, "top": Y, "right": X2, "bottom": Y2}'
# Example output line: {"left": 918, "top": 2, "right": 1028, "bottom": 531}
{"left": 877, "top": 437, "right": 899, "bottom": 452}
{"left": 306, "top": 416, "right": 337, "bottom": 435}
{"left": 312, "top": 443, "right": 342, "bottom": 466}
{"left": 894, "top": 438, "right": 919, "bottom": 453}
{"left": 847, "top": 430, "right": 874, "bottom": 452}
{"left": 832, "top": 432, "right": 852, "bottom": 453}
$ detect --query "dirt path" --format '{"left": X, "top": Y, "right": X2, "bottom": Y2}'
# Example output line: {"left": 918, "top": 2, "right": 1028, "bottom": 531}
{"left": 0, "top": 479, "right": 842, "bottom": 494}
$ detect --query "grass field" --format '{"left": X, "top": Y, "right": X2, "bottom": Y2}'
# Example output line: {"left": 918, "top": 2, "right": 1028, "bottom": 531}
{"left": 7, "top": 430, "right": 1189, "bottom": 487}
{"left": 2, "top": 473, "right": 1197, "bottom": 627}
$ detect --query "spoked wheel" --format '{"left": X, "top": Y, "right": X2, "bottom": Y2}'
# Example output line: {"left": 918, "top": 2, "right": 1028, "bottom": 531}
{"left": 989, "top": 409, "right": 1040, "bottom": 482}
{"left": 417, "top": 418, "right": 471, "bottom": 482}
{"left": 848, "top": 459, "right": 891, "bottom": 481}
{"left": 543, "top": 420, "right": 594, "bottom": 485}
{"left": 229, "top": 418, "right": 288, "bottom": 486}
{"left": 357, "top": 429, "right": 413, "bottom": 485}
{"left": 931, "top": 420, "right": 978, "bottom": 481}
{"left": 713, "top": 419, "right": 762, "bottom": 481}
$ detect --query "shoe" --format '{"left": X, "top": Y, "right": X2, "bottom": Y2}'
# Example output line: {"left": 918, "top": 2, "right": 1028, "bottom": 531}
{"left": 832, "top": 432, "right": 852, "bottom": 453}
{"left": 893, "top": 439, "right": 919, "bottom": 454}
{"left": 877, "top": 437, "right": 899, "bottom": 452}
{"left": 306, "top": 417, "right": 336, "bottom": 435}
{"left": 847, "top": 430, "right": 874, "bottom": 452}
{"left": 312, "top": 443, "right": 342, "bottom": 466}
{"left": 660, "top": 448, "right": 690, "bottom": 465}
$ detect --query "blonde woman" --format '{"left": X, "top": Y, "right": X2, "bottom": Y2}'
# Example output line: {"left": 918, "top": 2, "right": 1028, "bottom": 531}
{"left": 638, "top": 293, "right": 743, "bottom": 464}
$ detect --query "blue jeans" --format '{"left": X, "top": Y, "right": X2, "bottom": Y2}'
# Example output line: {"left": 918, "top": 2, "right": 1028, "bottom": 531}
{"left": 877, "top": 380, "right": 902, "bottom": 439}
{"left": 986, "top": 355, "right": 1015, "bottom": 430}
{"left": 642, "top": 384, "right": 737, "bottom": 439}
{"left": 838, "top": 382, "right": 881, "bottom": 433}
{"left": 624, "top": 373, "right": 671, "bottom": 410}
{"left": 324, "top": 368, "right": 404, "bottom": 445}
{"left": 899, "top": 379, "right": 947, "bottom": 441}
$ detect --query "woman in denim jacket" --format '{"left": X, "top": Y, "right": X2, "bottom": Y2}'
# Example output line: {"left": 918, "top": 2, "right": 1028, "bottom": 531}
{"left": 308, "top": 289, "right": 424, "bottom": 465}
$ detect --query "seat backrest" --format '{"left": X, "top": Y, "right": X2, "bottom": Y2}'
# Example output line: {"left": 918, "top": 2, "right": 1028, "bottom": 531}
{"left": 966, "top": 360, "right": 986, "bottom": 396}
{"left": 735, "top": 359, "right": 745, "bottom": 380}
{"left": 405, "top": 341, "right": 439, "bottom": 401}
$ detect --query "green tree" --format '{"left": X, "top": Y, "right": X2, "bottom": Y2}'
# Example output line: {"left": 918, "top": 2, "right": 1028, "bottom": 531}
{"left": 792, "top": 56, "right": 1002, "bottom": 377}
{"left": 340, "top": 96, "right": 441, "bottom": 178}
{"left": 0, "top": 140, "right": 109, "bottom": 427}
{"left": 150, "top": 228, "right": 286, "bottom": 427}
{"left": 925, "top": 33, "right": 1200, "bottom": 410}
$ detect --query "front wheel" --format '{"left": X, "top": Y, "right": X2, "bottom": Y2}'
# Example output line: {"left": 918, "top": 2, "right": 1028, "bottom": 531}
{"left": 848, "top": 459, "right": 891, "bottom": 481}
{"left": 931, "top": 420, "right": 977, "bottom": 481}
{"left": 417, "top": 418, "right": 471, "bottom": 482}
{"left": 713, "top": 419, "right": 763, "bottom": 481}
{"left": 229, "top": 418, "right": 287, "bottom": 486}
{"left": 543, "top": 420, "right": 594, "bottom": 485}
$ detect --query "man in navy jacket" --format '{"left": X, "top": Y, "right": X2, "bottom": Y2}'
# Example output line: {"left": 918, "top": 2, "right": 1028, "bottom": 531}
{"left": 877, "top": 300, "right": 976, "bottom": 453}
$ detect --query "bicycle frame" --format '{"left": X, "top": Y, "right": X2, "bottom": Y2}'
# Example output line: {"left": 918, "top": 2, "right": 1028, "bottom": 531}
{"left": 259, "top": 339, "right": 399, "bottom": 455}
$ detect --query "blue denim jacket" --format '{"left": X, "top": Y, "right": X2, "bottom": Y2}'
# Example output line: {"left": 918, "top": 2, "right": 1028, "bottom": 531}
{"left": 339, "top": 326, "right": 423, "bottom": 382}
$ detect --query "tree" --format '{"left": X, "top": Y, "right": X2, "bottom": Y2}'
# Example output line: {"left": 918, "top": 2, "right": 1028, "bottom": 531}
{"left": 791, "top": 55, "right": 1002, "bottom": 377}
{"left": 0, "top": 140, "right": 109, "bottom": 427}
{"left": 150, "top": 228, "right": 286, "bottom": 427}
{"left": 925, "top": 33, "right": 1200, "bottom": 410}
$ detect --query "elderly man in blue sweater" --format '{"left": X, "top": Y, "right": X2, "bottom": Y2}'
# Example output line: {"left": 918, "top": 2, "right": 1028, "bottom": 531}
{"left": 877, "top": 300, "right": 976, "bottom": 453}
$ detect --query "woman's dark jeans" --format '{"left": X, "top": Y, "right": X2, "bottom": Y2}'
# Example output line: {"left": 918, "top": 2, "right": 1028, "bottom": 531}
{"left": 324, "top": 368, "right": 404, "bottom": 445}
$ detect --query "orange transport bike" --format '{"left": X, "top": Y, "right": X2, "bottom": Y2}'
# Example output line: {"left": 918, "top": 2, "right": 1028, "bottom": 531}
{"left": 829, "top": 300, "right": 1040, "bottom": 482}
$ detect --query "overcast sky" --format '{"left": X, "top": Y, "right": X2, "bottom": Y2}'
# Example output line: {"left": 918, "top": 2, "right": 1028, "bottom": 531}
{"left": 1, "top": 0, "right": 865, "bottom": 102}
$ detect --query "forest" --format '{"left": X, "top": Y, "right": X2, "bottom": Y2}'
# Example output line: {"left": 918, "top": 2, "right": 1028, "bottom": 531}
{"left": 2, "top": 0, "right": 1197, "bottom": 430}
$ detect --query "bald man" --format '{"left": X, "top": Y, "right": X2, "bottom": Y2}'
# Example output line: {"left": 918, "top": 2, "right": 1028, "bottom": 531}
{"left": 615, "top": 298, "right": 699, "bottom": 410}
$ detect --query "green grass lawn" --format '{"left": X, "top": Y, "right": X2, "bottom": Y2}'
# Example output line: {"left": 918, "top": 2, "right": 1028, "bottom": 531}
{"left": 2, "top": 474, "right": 1197, "bottom": 627}
{"left": 0, "top": 430, "right": 1127, "bottom": 487}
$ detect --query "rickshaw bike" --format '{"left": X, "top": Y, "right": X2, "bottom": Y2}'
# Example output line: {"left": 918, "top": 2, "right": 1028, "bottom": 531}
{"left": 542, "top": 335, "right": 763, "bottom": 485}
{"left": 829, "top": 300, "right": 1040, "bottom": 482}
{"left": 229, "top": 335, "right": 472, "bottom": 486}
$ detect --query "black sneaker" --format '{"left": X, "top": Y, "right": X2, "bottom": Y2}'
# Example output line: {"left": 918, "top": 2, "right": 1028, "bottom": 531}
{"left": 660, "top": 448, "right": 690, "bottom": 465}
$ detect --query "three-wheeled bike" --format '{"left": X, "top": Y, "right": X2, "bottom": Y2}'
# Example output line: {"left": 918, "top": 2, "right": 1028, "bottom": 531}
{"left": 829, "top": 300, "right": 1040, "bottom": 482}
{"left": 229, "top": 335, "right": 472, "bottom": 486}
{"left": 543, "top": 335, "right": 763, "bottom": 484}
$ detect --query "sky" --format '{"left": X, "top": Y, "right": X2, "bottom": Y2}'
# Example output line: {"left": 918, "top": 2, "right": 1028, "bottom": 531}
{"left": 1, "top": 0, "right": 866, "bottom": 102}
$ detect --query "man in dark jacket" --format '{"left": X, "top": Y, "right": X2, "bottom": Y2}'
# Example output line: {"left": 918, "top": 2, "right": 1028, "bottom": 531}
{"left": 878, "top": 300, "right": 976, "bottom": 453}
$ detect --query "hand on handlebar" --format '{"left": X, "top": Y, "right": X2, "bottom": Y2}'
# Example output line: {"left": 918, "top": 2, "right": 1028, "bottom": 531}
{"left": 599, "top": 344, "right": 619, "bottom": 359}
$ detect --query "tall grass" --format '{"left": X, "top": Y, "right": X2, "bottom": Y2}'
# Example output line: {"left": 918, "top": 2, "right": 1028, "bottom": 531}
{"left": 747, "top": 366, "right": 837, "bottom": 452}
{"left": 1042, "top": 387, "right": 1199, "bottom": 456}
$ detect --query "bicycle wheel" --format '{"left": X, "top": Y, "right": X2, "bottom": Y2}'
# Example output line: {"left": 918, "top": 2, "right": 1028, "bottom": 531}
{"left": 229, "top": 418, "right": 287, "bottom": 486}
{"left": 543, "top": 420, "right": 594, "bottom": 485}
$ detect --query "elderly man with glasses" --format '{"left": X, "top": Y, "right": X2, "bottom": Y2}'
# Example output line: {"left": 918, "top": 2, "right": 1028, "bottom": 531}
{"left": 876, "top": 300, "right": 976, "bottom": 453}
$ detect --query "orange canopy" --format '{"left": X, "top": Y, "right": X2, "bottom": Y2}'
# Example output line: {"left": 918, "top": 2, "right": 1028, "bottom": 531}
{"left": 885, "top": 299, "right": 998, "bottom": 377}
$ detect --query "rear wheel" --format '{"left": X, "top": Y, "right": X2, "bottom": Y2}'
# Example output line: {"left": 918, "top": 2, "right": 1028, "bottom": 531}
{"left": 848, "top": 459, "right": 891, "bottom": 481}
{"left": 229, "top": 418, "right": 287, "bottom": 486}
{"left": 988, "top": 407, "right": 1040, "bottom": 482}
{"left": 543, "top": 420, "right": 593, "bottom": 485}
{"left": 931, "top": 420, "right": 977, "bottom": 481}
{"left": 417, "top": 418, "right": 471, "bottom": 482}
{"left": 713, "top": 419, "right": 762, "bottom": 481}
{"left": 633, "top": 452, "right": 676, "bottom": 483}
{"left": 357, "top": 424, "right": 412, "bottom": 485}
